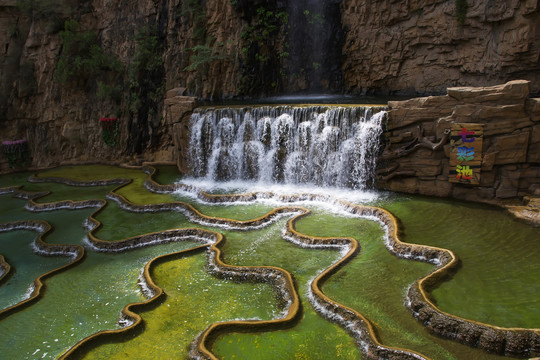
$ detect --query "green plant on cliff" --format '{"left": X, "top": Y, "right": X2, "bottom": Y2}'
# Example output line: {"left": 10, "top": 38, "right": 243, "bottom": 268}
{"left": 455, "top": 0, "right": 468, "bottom": 26}
{"left": 56, "top": 20, "right": 123, "bottom": 85}
{"left": 184, "top": 44, "right": 226, "bottom": 73}
{"left": 303, "top": 9, "right": 325, "bottom": 25}
{"left": 181, "top": 0, "right": 207, "bottom": 43}
{"left": 97, "top": 81, "right": 122, "bottom": 103}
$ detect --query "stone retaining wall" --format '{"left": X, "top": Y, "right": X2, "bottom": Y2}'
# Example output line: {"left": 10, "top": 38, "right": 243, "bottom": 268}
{"left": 377, "top": 80, "right": 540, "bottom": 205}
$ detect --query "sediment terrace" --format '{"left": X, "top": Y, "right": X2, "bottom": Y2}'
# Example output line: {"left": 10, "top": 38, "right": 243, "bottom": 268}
{"left": 0, "top": 165, "right": 538, "bottom": 359}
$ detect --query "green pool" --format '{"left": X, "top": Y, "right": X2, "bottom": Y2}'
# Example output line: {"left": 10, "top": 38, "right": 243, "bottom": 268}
{"left": 0, "top": 165, "right": 537, "bottom": 359}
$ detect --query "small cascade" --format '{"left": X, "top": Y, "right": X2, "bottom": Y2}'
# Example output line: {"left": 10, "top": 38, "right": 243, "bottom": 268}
{"left": 188, "top": 106, "right": 386, "bottom": 190}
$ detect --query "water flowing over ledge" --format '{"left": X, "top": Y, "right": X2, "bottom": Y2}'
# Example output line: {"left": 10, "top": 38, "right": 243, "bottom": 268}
{"left": 2, "top": 166, "right": 538, "bottom": 359}
{"left": 188, "top": 105, "right": 386, "bottom": 190}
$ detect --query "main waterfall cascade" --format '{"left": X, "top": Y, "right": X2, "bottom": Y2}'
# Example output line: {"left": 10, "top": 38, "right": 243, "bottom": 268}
{"left": 188, "top": 105, "right": 386, "bottom": 190}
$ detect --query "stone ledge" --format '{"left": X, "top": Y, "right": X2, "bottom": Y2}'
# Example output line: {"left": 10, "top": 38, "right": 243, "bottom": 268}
{"left": 447, "top": 80, "right": 531, "bottom": 104}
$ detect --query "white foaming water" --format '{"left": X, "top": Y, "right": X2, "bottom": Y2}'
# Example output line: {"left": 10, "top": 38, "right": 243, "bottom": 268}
{"left": 188, "top": 105, "right": 386, "bottom": 190}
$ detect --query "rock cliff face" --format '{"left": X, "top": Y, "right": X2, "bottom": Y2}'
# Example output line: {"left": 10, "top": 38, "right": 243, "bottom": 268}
{"left": 340, "top": 0, "right": 540, "bottom": 95}
{"left": 377, "top": 80, "right": 540, "bottom": 205}
{"left": 0, "top": 0, "right": 240, "bottom": 173}
{"left": 2, "top": 0, "right": 540, "bottom": 206}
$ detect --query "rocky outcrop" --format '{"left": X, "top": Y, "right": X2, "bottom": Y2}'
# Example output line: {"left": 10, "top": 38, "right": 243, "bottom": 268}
{"left": 2, "top": 0, "right": 540, "bottom": 175}
{"left": 163, "top": 88, "right": 197, "bottom": 174}
{"left": 0, "top": 0, "right": 238, "bottom": 174}
{"left": 377, "top": 80, "right": 540, "bottom": 206}
{"left": 341, "top": 0, "right": 540, "bottom": 95}
{"left": 163, "top": 0, "right": 245, "bottom": 99}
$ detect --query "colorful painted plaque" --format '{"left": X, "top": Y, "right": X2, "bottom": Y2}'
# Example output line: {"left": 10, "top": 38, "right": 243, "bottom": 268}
{"left": 449, "top": 123, "right": 483, "bottom": 185}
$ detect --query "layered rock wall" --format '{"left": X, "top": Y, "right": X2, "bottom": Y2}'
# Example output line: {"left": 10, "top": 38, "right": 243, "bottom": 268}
{"left": 0, "top": 0, "right": 237, "bottom": 174}
{"left": 341, "top": 0, "right": 540, "bottom": 95}
{"left": 377, "top": 80, "right": 540, "bottom": 205}
{"left": 2, "top": 0, "right": 540, "bottom": 184}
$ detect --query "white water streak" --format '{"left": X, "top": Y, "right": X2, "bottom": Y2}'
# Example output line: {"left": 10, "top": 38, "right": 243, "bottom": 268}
{"left": 188, "top": 106, "right": 385, "bottom": 190}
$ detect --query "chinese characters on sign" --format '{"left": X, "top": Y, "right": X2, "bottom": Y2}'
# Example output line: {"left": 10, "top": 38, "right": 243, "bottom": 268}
{"left": 449, "top": 123, "right": 483, "bottom": 184}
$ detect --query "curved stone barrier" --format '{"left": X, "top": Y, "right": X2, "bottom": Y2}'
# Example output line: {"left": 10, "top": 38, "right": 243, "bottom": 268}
{"left": 142, "top": 166, "right": 540, "bottom": 358}
{"left": 0, "top": 255, "right": 10, "bottom": 285}
{"left": 0, "top": 186, "right": 19, "bottom": 196}
{"left": 12, "top": 166, "right": 538, "bottom": 358}
{"left": 0, "top": 185, "right": 49, "bottom": 200}
{"left": 28, "top": 175, "right": 131, "bottom": 188}
{"left": 26, "top": 199, "right": 105, "bottom": 212}
{"left": 0, "top": 220, "right": 84, "bottom": 320}
{"left": 283, "top": 212, "right": 428, "bottom": 360}
{"left": 189, "top": 234, "right": 301, "bottom": 360}
{"left": 106, "top": 191, "right": 303, "bottom": 230}
{"left": 60, "top": 243, "right": 210, "bottom": 360}
{"left": 86, "top": 227, "right": 215, "bottom": 253}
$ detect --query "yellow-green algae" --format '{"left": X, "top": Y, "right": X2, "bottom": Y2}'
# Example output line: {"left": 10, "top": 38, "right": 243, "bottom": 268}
{"left": 213, "top": 218, "right": 360, "bottom": 360}
{"left": 296, "top": 209, "right": 512, "bottom": 360}
{"left": 0, "top": 165, "right": 538, "bottom": 359}
{"left": 82, "top": 252, "right": 281, "bottom": 359}
{"left": 381, "top": 195, "right": 540, "bottom": 329}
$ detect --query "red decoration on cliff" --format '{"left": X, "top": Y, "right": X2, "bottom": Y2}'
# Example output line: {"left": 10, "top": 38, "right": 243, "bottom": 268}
{"left": 100, "top": 118, "right": 118, "bottom": 146}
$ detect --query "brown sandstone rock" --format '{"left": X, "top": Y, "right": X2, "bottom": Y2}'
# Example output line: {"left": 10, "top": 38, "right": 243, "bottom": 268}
{"left": 528, "top": 125, "right": 540, "bottom": 162}
{"left": 529, "top": 98, "right": 540, "bottom": 122}
{"left": 172, "top": 122, "right": 191, "bottom": 174}
{"left": 496, "top": 167, "right": 522, "bottom": 198}
{"left": 163, "top": 96, "right": 197, "bottom": 125}
{"left": 341, "top": 1, "right": 540, "bottom": 94}
{"left": 387, "top": 95, "right": 457, "bottom": 129}
{"left": 477, "top": 328, "right": 506, "bottom": 354}
{"left": 451, "top": 186, "right": 496, "bottom": 203}
{"left": 488, "top": 132, "right": 530, "bottom": 165}
{"left": 447, "top": 80, "right": 531, "bottom": 105}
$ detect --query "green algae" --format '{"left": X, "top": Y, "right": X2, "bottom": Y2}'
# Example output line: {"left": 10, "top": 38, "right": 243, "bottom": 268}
{"left": 0, "top": 236, "right": 203, "bottom": 359}
{"left": 151, "top": 165, "right": 182, "bottom": 185}
{"left": 93, "top": 201, "right": 191, "bottom": 242}
{"left": 0, "top": 171, "right": 33, "bottom": 188}
{"left": 38, "top": 165, "right": 175, "bottom": 205}
{"left": 0, "top": 195, "right": 90, "bottom": 311}
{"left": 0, "top": 229, "right": 69, "bottom": 310}
{"left": 381, "top": 195, "right": 540, "bottom": 330}
{"left": 296, "top": 209, "right": 511, "bottom": 360}
{"left": 82, "top": 252, "right": 281, "bottom": 359}
{"left": 213, "top": 218, "right": 361, "bottom": 360}
{"left": 0, "top": 166, "right": 538, "bottom": 360}
{"left": 35, "top": 183, "right": 117, "bottom": 203}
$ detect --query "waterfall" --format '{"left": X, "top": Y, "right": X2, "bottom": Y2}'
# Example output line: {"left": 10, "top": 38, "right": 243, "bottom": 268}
{"left": 188, "top": 106, "right": 385, "bottom": 190}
